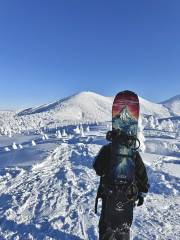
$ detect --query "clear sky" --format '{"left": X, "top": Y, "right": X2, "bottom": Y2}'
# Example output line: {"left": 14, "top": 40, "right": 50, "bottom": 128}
{"left": 0, "top": 0, "right": 180, "bottom": 109}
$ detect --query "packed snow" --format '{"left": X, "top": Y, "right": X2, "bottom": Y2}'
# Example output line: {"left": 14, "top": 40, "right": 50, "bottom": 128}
{"left": 0, "top": 91, "right": 179, "bottom": 239}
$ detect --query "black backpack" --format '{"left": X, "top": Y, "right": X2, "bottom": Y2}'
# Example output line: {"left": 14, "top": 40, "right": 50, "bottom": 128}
{"left": 95, "top": 142, "right": 139, "bottom": 214}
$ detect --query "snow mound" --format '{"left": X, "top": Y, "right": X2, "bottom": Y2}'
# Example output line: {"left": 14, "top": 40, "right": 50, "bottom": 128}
{"left": 161, "top": 95, "right": 180, "bottom": 116}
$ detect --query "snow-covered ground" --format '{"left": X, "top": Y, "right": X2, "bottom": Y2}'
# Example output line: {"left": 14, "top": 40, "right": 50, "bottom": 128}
{"left": 0, "top": 92, "right": 179, "bottom": 239}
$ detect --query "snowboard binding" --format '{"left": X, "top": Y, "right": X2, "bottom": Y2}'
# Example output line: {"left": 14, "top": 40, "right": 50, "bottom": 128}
{"left": 106, "top": 129, "right": 140, "bottom": 150}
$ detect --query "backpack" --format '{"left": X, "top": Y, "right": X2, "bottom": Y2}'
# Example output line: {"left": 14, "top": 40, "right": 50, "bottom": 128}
{"left": 95, "top": 142, "right": 138, "bottom": 214}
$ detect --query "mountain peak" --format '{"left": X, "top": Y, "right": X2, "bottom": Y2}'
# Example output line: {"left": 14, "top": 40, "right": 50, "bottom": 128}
{"left": 161, "top": 94, "right": 180, "bottom": 116}
{"left": 161, "top": 94, "right": 180, "bottom": 104}
{"left": 70, "top": 91, "right": 107, "bottom": 98}
{"left": 17, "top": 91, "right": 178, "bottom": 121}
{"left": 17, "top": 91, "right": 113, "bottom": 122}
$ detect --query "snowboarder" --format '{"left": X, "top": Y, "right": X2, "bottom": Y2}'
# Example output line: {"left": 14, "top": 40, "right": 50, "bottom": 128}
{"left": 93, "top": 90, "right": 149, "bottom": 240}
{"left": 93, "top": 143, "right": 149, "bottom": 239}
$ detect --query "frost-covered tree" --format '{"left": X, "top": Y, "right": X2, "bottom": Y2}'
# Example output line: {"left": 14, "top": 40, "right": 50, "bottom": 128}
{"left": 142, "top": 117, "right": 148, "bottom": 128}
{"left": 62, "top": 129, "right": 67, "bottom": 137}
{"left": 157, "top": 122, "right": 162, "bottom": 130}
{"left": 95, "top": 121, "right": 99, "bottom": 125}
{"left": 138, "top": 116, "right": 146, "bottom": 152}
{"left": 154, "top": 117, "right": 159, "bottom": 129}
{"left": 80, "top": 126, "right": 85, "bottom": 137}
{"left": 4, "top": 147, "right": 10, "bottom": 152}
{"left": 163, "top": 142, "right": 168, "bottom": 149}
{"left": 44, "top": 134, "right": 49, "bottom": 140}
{"left": 171, "top": 143, "right": 178, "bottom": 152}
{"left": 12, "top": 142, "right": 18, "bottom": 150}
{"left": 160, "top": 120, "right": 167, "bottom": 131}
{"left": 147, "top": 116, "right": 156, "bottom": 129}
{"left": 19, "top": 144, "right": 23, "bottom": 149}
{"left": 174, "top": 120, "right": 180, "bottom": 137}
{"left": 79, "top": 124, "right": 83, "bottom": 132}
{"left": 31, "top": 140, "right": 36, "bottom": 146}
{"left": 160, "top": 119, "right": 174, "bottom": 132}
{"left": 8, "top": 130, "right": 12, "bottom": 138}
{"left": 86, "top": 126, "right": 90, "bottom": 132}
{"left": 73, "top": 126, "right": 80, "bottom": 134}
{"left": 166, "top": 119, "right": 174, "bottom": 132}
{"left": 56, "top": 130, "right": 62, "bottom": 139}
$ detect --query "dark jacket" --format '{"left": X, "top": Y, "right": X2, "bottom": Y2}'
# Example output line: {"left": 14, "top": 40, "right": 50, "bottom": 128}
{"left": 93, "top": 143, "right": 149, "bottom": 193}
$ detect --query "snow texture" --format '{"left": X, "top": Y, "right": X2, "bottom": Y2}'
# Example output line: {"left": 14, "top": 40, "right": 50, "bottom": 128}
{"left": 0, "top": 91, "right": 179, "bottom": 239}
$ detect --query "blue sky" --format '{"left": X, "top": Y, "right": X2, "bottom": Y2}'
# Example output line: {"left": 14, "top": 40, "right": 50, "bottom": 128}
{"left": 0, "top": 0, "right": 180, "bottom": 109}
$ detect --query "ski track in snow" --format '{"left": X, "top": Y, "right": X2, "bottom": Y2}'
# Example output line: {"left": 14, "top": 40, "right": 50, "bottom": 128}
{"left": 0, "top": 126, "right": 179, "bottom": 239}
{"left": 0, "top": 140, "right": 101, "bottom": 239}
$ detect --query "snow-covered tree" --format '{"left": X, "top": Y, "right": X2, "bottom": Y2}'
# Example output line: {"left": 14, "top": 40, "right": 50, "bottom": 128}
{"left": 174, "top": 120, "right": 180, "bottom": 137}
{"left": 62, "top": 129, "right": 67, "bottom": 137}
{"left": 19, "top": 144, "right": 23, "bottom": 149}
{"left": 147, "top": 116, "right": 156, "bottom": 129}
{"left": 79, "top": 124, "right": 83, "bottom": 132}
{"left": 142, "top": 116, "right": 148, "bottom": 127}
{"left": 138, "top": 116, "right": 146, "bottom": 152}
{"left": 160, "top": 119, "right": 174, "bottom": 132}
{"left": 171, "top": 143, "right": 178, "bottom": 152}
{"left": 86, "top": 126, "right": 90, "bottom": 132}
{"left": 166, "top": 119, "right": 174, "bottom": 132}
{"left": 160, "top": 120, "right": 167, "bottom": 131}
{"left": 4, "top": 147, "right": 10, "bottom": 152}
{"left": 73, "top": 126, "right": 80, "bottom": 134}
{"left": 80, "top": 127, "right": 85, "bottom": 137}
{"left": 31, "top": 140, "right": 36, "bottom": 146}
{"left": 163, "top": 142, "right": 168, "bottom": 149}
{"left": 56, "top": 130, "right": 62, "bottom": 139}
{"left": 12, "top": 142, "right": 18, "bottom": 150}
{"left": 154, "top": 117, "right": 159, "bottom": 129}
{"left": 8, "top": 130, "right": 12, "bottom": 138}
{"left": 44, "top": 134, "right": 49, "bottom": 140}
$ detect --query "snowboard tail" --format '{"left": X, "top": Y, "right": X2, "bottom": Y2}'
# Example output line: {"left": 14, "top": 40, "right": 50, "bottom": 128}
{"left": 112, "top": 90, "right": 139, "bottom": 136}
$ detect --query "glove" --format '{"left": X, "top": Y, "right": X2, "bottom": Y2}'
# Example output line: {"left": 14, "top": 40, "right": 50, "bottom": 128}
{"left": 136, "top": 193, "right": 144, "bottom": 206}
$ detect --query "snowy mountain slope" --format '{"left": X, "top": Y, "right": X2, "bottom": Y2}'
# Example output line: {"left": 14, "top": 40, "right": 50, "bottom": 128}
{"left": 161, "top": 95, "right": 180, "bottom": 116}
{"left": 18, "top": 92, "right": 113, "bottom": 122}
{"left": 17, "top": 91, "right": 171, "bottom": 123}
{"left": 17, "top": 91, "right": 111, "bottom": 116}
{"left": 138, "top": 97, "right": 170, "bottom": 117}
{"left": 54, "top": 92, "right": 113, "bottom": 122}
{"left": 0, "top": 124, "right": 179, "bottom": 239}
